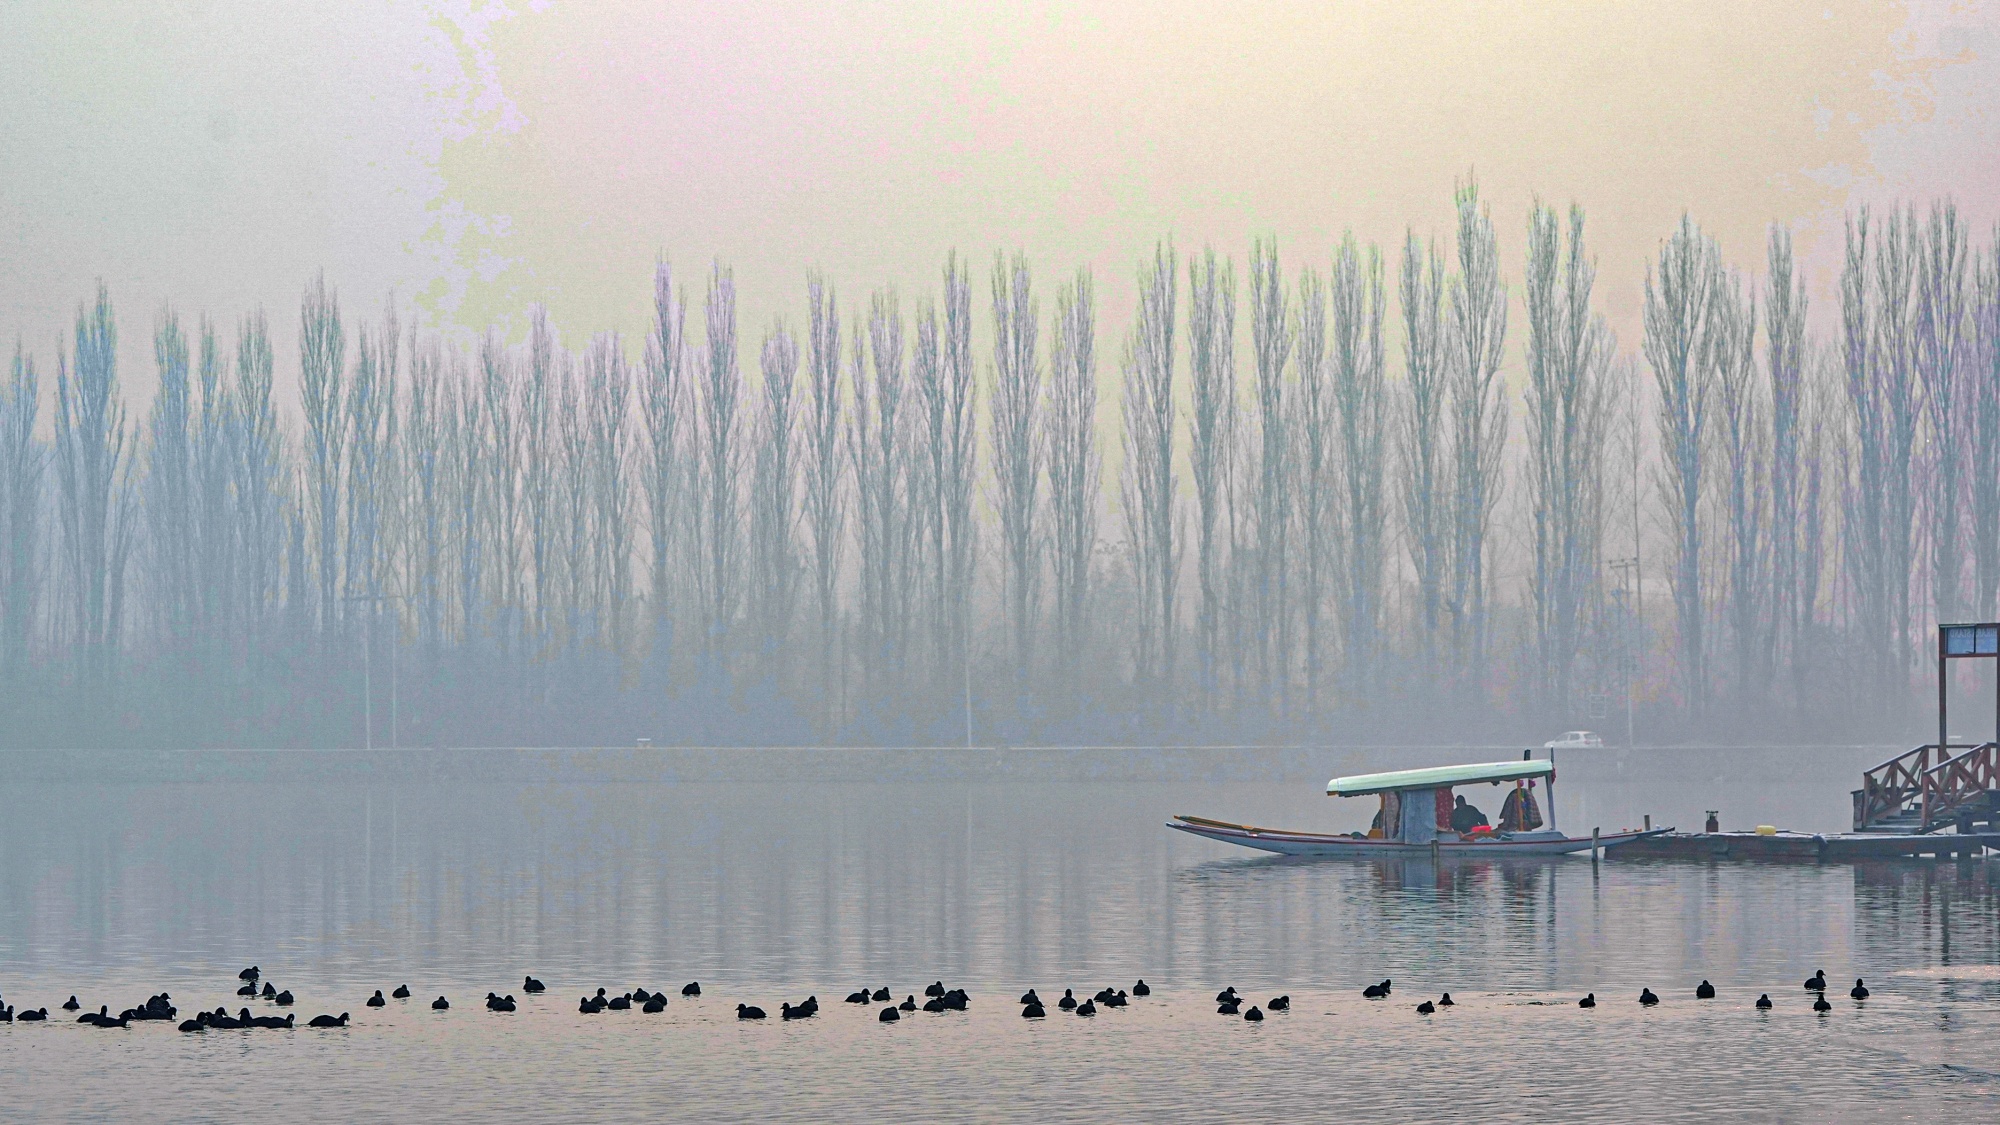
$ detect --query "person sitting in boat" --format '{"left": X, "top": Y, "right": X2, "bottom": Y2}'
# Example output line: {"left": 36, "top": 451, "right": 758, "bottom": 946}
{"left": 1498, "top": 781, "right": 1544, "bottom": 832}
{"left": 1449, "top": 794, "right": 1490, "bottom": 834}
{"left": 1367, "top": 791, "right": 1402, "bottom": 839}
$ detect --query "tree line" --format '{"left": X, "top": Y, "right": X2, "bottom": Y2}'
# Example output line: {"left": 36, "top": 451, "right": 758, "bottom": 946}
{"left": 4, "top": 182, "right": 1996, "bottom": 749}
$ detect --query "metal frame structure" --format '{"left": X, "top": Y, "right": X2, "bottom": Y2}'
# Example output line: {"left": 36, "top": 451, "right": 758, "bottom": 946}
{"left": 1937, "top": 622, "right": 2000, "bottom": 754}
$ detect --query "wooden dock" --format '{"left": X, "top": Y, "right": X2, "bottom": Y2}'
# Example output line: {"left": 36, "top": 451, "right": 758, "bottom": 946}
{"left": 1614, "top": 830, "right": 2000, "bottom": 861}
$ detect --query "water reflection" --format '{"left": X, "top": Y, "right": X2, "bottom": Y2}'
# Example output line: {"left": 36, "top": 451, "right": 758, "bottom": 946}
{"left": 3, "top": 766, "right": 2000, "bottom": 1121}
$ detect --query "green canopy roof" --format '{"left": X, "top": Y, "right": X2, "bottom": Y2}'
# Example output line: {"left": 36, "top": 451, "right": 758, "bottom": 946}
{"left": 1327, "top": 759, "right": 1553, "bottom": 796}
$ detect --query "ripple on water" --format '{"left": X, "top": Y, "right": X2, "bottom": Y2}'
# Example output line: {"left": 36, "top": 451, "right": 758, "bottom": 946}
{"left": 0, "top": 767, "right": 1997, "bottom": 1122}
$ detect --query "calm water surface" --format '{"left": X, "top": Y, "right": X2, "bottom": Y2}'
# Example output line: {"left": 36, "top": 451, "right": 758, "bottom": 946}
{"left": 2, "top": 747, "right": 1998, "bottom": 1122}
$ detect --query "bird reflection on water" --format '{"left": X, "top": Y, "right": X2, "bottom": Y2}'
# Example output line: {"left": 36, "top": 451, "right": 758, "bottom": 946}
{"left": 4, "top": 770, "right": 2000, "bottom": 1120}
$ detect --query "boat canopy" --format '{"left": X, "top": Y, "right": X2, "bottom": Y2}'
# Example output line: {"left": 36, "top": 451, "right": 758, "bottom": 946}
{"left": 1327, "top": 759, "right": 1553, "bottom": 797}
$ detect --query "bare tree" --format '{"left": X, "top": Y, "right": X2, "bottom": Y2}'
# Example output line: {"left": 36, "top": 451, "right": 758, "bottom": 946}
{"left": 1048, "top": 267, "right": 1099, "bottom": 689}
{"left": 912, "top": 301, "right": 946, "bottom": 681}
{"left": 554, "top": 347, "right": 591, "bottom": 648}
{"left": 1842, "top": 210, "right": 1890, "bottom": 688}
{"left": 478, "top": 329, "right": 517, "bottom": 648}
{"left": 147, "top": 309, "right": 196, "bottom": 650}
{"left": 642, "top": 262, "right": 692, "bottom": 668}
{"left": 1121, "top": 241, "right": 1179, "bottom": 703}
{"left": 1766, "top": 227, "right": 1808, "bottom": 702}
{"left": 1398, "top": 232, "right": 1449, "bottom": 695}
{"left": 1875, "top": 208, "right": 1922, "bottom": 680}
{"left": 1916, "top": 200, "right": 1970, "bottom": 623}
{"left": 1645, "top": 215, "right": 1722, "bottom": 716}
{"left": 1293, "top": 265, "right": 1330, "bottom": 716}
{"left": 1523, "top": 201, "right": 1612, "bottom": 722}
{"left": 1331, "top": 235, "right": 1388, "bottom": 705}
{"left": 233, "top": 312, "right": 285, "bottom": 654}
{"left": 1446, "top": 176, "right": 1509, "bottom": 706}
{"left": 1797, "top": 339, "right": 1839, "bottom": 706}
{"left": 192, "top": 320, "right": 239, "bottom": 672}
{"left": 587, "top": 332, "right": 633, "bottom": 656}
{"left": 522, "top": 308, "right": 556, "bottom": 653}
{"left": 404, "top": 335, "right": 446, "bottom": 663}
{"left": 845, "top": 325, "right": 877, "bottom": 694}
{"left": 752, "top": 319, "right": 801, "bottom": 681}
{"left": 805, "top": 273, "right": 845, "bottom": 730}
{"left": 872, "top": 291, "right": 912, "bottom": 678}
{"left": 1843, "top": 207, "right": 1922, "bottom": 688}
{"left": 850, "top": 289, "right": 910, "bottom": 690}
{"left": 1248, "top": 240, "right": 1291, "bottom": 714}
{"left": 447, "top": 350, "right": 488, "bottom": 653}
{"left": 56, "top": 284, "right": 135, "bottom": 690}
{"left": 348, "top": 303, "right": 399, "bottom": 657}
{"left": 298, "top": 275, "right": 346, "bottom": 637}
{"left": 940, "top": 256, "right": 976, "bottom": 714}
{"left": 1712, "top": 268, "right": 1764, "bottom": 708}
{"left": 1975, "top": 227, "right": 2000, "bottom": 618}
{"left": 1187, "top": 248, "right": 1236, "bottom": 708}
{"left": 0, "top": 344, "right": 43, "bottom": 684}
{"left": 990, "top": 252, "right": 1042, "bottom": 685}
{"left": 698, "top": 261, "right": 744, "bottom": 662}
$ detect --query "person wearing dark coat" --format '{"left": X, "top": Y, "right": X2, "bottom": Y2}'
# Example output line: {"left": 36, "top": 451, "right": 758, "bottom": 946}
{"left": 1449, "top": 795, "right": 1490, "bottom": 834}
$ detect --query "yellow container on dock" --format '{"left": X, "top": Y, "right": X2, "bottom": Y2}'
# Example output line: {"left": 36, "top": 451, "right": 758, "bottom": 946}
{"left": 1754, "top": 824, "right": 1778, "bottom": 836}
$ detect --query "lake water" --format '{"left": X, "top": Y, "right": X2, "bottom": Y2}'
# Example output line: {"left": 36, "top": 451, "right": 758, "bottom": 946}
{"left": 3, "top": 745, "right": 1998, "bottom": 1122}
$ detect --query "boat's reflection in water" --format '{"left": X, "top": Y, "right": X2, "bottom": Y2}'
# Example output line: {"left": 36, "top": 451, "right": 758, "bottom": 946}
{"left": 1182, "top": 850, "right": 1559, "bottom": 897}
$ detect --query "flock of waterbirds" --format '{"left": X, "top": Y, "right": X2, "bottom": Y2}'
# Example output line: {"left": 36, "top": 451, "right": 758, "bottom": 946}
{"left": 0, "top": 965, "right": 1879, "bottom": 1031}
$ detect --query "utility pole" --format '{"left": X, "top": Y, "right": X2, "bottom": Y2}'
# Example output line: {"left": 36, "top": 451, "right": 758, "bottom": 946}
{"left": 1610, "top": 556, "right": 1641, "bottom": 750}
{"left": 345, "top": 593, "right": 406, "bottom": 750}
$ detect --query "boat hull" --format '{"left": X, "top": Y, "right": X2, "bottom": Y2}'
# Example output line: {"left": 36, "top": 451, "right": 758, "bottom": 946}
{"left": 1167, "top": 815, "right": 1667, "bottom": 858}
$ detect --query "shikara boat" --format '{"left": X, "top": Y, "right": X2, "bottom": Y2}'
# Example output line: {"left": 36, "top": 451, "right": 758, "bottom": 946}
{"left": 1169, "top": 758, "right": 1668, "bottom": 858}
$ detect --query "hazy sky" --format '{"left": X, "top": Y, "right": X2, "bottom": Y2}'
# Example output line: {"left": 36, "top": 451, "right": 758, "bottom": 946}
{"left": 4, "top": 1, "right": 1997, "bottom": 401}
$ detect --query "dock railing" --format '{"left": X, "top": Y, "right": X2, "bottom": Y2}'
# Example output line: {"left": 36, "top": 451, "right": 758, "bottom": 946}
{"left": 1855, "top": 742, "right": 1979, "bottom": 831}
{"left": 1920, "top": 741, "right": 2000, "bottom": 832}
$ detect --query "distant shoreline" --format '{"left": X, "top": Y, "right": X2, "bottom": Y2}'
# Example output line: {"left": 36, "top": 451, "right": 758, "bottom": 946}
{"left": 0, "top": 743, "right": 1896, "bottom": 786}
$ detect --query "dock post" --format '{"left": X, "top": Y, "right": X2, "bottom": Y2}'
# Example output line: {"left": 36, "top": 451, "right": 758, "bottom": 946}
{"left": 1644, "top": 814, "right": 1651, "bottom": 832}
{"left": 1591, "top": 827, "right": 1600, "bottom": 865}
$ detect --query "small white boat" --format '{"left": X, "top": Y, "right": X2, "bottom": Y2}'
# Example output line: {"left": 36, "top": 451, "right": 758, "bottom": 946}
{"left": 1168, "top": 758, "right": 1667, "bottom": 858}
